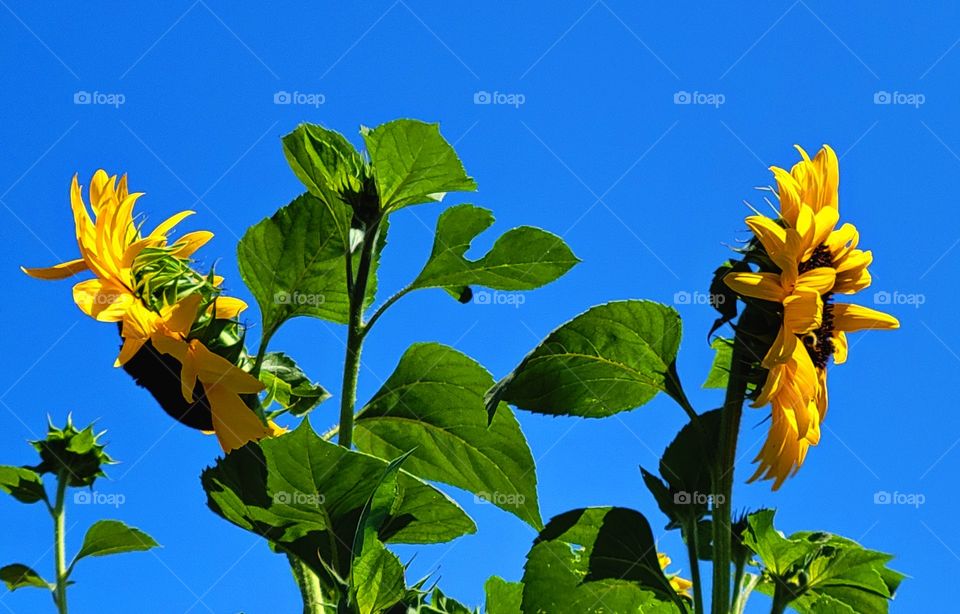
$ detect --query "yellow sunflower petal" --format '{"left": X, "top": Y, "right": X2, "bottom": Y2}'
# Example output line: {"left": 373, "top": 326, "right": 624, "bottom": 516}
{"left": 205, "top": 383, "right": 273, "bottom": 452}
{"left": 724, "top": 271, "right": 785, "bottom": 302}
{"left": 170, "top": 230, "right": 214, "bottom": 258}
{"left": 72, "top": 278, "right": 133, "bottom": 322}
{"left": 832, "top": 331, "right": 848, "bottom": 365}
{"left": 21, "top": 258, "right": 88, "bottom": 280}
{"left": 771, "top": 166, "right": 802, "bottom": 225}
{"left": 796, "top": 267, "right": 836, "bottom": 295}
{"left": 149, "top": 210, "right": 195, "bottom": 240}
{"left": 832, "top": 303, "right": 900, "bottom": 332}
{"left": 208, "top": 296, "right": 247, "bottom": 319}
{"left": 189, "top": 341, "right": 264, "bottom": 394}
{"left": 783, "top": 288, "right": 822, "bottom": 335}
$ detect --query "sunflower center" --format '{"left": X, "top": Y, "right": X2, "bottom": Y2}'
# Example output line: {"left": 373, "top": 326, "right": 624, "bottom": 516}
{"left": 797, "top": 244, "right": 836, "bottom": 369}
{"left": 798, "top": 244, "right": 833, "bottom": 273}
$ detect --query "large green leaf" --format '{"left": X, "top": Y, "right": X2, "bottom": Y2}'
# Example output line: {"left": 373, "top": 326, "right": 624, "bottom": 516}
{"left": 0, "top": 466, "right": 46, "bottom": 505}
{"left": 257, "top": 352, "right": 330, "bottom": 417}
{"left": 362, "top": 119, "right": 476, "bottom": 212}
{"left": 282, "top": 123, "right": 366, "bottom": 218}
{"left": 201, "top": 423, "right": 475, "bottom": 579}
{"left": 487, "top": 300, "right": 689, "bottom": 419}
{"left": 745, "top": 510, "right": 905, "bottom": 614}
{"left": 410, "top": 204, "right": 578, "bottom": 296}
{"left": 74, "top": 520, "right": 159, "bottom": 561}
{"left": 484, "top": 576, "right": 522, "bottom": 614}
{"left": 238, "top": 192, "right": 349, "bottom": 328}
{"left": 354, "top": 343, "right": 541, "bottom": 529}
{"left": 0, "top": 564, "right": 50, "bottom": 591}
{"left": 522, "top": 507, "right": 684, "bottom": 613}
{"left": 641, "top": 410, "right": 722, "bottom": 530}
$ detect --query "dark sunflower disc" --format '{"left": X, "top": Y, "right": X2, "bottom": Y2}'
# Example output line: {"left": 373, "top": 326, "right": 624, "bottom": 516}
{"left": 120, "top": 336, "right": 214, "bottom": 432}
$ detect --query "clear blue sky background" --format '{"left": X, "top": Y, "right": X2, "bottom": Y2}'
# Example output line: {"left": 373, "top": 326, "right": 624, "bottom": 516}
{"left": 0, "top": 2, "right": 954, "bottom": 612}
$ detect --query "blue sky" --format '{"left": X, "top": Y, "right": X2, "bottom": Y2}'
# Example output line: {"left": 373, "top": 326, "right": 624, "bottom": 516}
{"left": 0, "top": 1, "right": 955, "bottom": 612}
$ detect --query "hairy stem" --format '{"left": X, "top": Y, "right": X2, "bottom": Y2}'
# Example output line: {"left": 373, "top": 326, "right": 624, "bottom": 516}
{"left": 288, "top": 555, "right": 328, "bottom": 614}
{"left": 711, "top": 339, "right": 749, "bottom": 614}
{"left": 338, "top": 221, "right": 380, "bottom": 449}
{"left": 52, "top": 472, "right": 69, "bottom": 614}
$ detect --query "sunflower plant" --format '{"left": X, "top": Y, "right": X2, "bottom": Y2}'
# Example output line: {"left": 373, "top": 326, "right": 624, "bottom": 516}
{"left": 18, "top": 121, "right": 905, "bottom": 614}
{"left": 0, "top": 418, "right": 158, "bottom": 614}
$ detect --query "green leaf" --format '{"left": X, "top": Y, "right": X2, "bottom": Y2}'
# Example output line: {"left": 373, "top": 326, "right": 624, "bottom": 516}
{"left": 257, "top": 352, "right": 330, "bottom": 417}
{"left": 354, "top": 343, "right": 541, "bottom": 529}
{"left": 201, "top": 422, "right": 475, "bottom": 579}
{"left": 362, "top": 119, "right": 476, "bottom": 212}
{"left": 702, "top": 338, "right": 733, "bottom": 389}
{"left": 410, "top": 204, "right": 578, "bottom": 295}
{"left": 642, "top": 410, "right": 722, "bottom": 529}
{"left": 522, "top": 507, "right": 685, "bottom": 613}
{"left": 0, "top": 564, "right": 50, "bottom": 591}
{"left": 487, "top": 300, "right": 689, "bottom": 419}
{"left": 350, "top": 453, "right": 411, "bottom": 614}
{"left": 0, "top": 466, "right": 46, "bottom": 505}
{"left": 238, "top": 192, "right": 384, "bottom": 329}
{"left": 484, "top": 576, "right": 522, "bottom": 614}
{"left": 746, "top": 510, "right": 905, "bottom": 614}
{"left": 282, "top": 123, "right": 366, "bottom": 218}
{"left": 74, "top": 520, "right": 159, "bottom": 561}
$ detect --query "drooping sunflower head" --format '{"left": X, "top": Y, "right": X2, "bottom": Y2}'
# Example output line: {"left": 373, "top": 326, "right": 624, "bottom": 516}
{"left": 722, "top": 145, "right": 899, "bottom": 489}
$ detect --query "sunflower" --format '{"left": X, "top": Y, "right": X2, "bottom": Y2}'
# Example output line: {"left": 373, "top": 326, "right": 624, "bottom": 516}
{"left": 724, "top": 145, "right": 899, "bottom": 488}
{"left": 22, "top": 170, "right": 275, "bottom": 452}
{"left": 657, "top": 553, "right": 693, "bottom": 597}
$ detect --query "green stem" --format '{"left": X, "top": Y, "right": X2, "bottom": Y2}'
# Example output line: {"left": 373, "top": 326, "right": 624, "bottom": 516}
{"left": 288, "top": 555, "right": 328, "bottom": 614}
{"left": 52, "top": 472, "right": 68, "bottom": 614}
{"left": 769, "top": 587, "right": 789, "bottom": 614}
{"left": 711, "top": 339, "right": 749, "bottom": 614}
{"left": 684, "top": 519, "right": 705, "bottom": 614}
{"left": 361, "top": 284, "right": 413, "bottom": 339}
{"left": 338, "top": 221, "right": 380, "bottom": 450}
{"left": 732, "top": 573, "right": 759, "bottom": 614}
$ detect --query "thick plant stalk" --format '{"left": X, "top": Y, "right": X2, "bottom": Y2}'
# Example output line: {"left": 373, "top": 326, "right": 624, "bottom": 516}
{"left": 338, "top": 222, "right": 380, "bottom": 449}
{"left": 52, "top": 472, "right": 69, "bottom": 614}
{"left": 289, "top": 555, "right": 326, "bottom": 614}
{"left": 711, "top": 340, "right": 749, "bottom": 614}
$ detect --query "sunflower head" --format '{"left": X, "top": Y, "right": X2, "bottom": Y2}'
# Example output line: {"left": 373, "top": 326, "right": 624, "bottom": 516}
{"left": 31, "top": 417, "right": 114, "bottom": 488}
